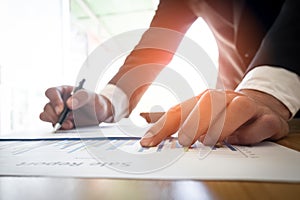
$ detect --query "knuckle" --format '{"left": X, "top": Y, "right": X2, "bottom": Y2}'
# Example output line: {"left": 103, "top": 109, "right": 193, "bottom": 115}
{"left": 44, "top": 103, "right": 52, "bottom": 112}
{"left": 39, "top": 112, "right": 45, "bottom": 120}
{"left": 45, "top": 87, "right": 60, "bottom": 99}
{"left": 39, "top": 112, "right": 50, "bottom": 122}
{"left": 261, "top": 114, "right": 289, "bottom": 139}
{"left": 45, "top": 87, "right": 54, "bottom": 97}
{"left": 231, "top": 95, "right": 252, "bottom": 107}
{"left": 260, "top": 114, "right": 281, "bottom": 132}
{"left": 230, "top": 96, "right": 256, "bottom": 115}
{"left": 168, "top": 104, "right": 181, "bottom": 114}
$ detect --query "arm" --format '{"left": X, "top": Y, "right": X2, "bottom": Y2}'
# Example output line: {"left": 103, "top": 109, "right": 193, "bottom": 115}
{"left": 102, "top": 0, "right": 197, "bottom": 121}
{"left": 40, "top": 0, "right": 198, "bottom": 128}
{"left": 140, "top": 0, "right": 300, "bottom": 147}
{"left": 248, "top": 0, "right": 300, "bottom": 75}
{"left": 237, "top": 0, "right": 300, "bottom": 118}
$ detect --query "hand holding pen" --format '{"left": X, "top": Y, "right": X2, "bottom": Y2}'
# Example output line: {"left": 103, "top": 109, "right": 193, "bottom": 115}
{"left": 40, "top": 79, "right": 114, "bottom": 131}
{"left": 53, "top": 79, "right": 86, "bottom": 132}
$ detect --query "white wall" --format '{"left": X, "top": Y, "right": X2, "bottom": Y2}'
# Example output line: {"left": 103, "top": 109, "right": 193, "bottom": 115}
{"left": 0, "top": 0, "right": 72, "bottom": 134}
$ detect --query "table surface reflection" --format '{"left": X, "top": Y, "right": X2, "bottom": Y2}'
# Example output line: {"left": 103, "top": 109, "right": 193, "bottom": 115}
{"left": 1, "top": 119, "right": 300, "bottom": 200}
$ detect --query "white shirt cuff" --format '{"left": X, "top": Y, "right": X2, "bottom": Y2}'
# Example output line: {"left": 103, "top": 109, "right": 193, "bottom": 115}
{"left": 100, "top": 84, "right": 129, "bottom": 122}
{"left": 235, "top": 66, "right": 300, "bottom": 118}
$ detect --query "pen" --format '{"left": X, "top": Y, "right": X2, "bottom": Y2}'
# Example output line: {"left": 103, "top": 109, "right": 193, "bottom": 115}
{"left": 53, "top": 78, "right": 86, "bottom": 132}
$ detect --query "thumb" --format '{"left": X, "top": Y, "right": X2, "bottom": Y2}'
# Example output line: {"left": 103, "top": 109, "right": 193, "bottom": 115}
{"left": 66, "top": 89, "right": 90, "bottom": 110}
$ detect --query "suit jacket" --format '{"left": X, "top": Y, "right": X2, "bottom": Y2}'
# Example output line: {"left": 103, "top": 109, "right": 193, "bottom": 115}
{"left": 108, "top": 0, "right": 300, "bottom": 114}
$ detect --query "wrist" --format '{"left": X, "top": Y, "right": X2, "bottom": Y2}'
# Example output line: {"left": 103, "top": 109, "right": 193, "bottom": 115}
{"left": 235, "top": 66, "right": 300, "bottom": 118}
{"left": 97, "top": 94, "right": 114, "bottom": 122}
{"left": 100, "top": 84, "right": 130, "bottom": 122}
{"left": 239, "top": 89, "right": 291, "bottom": 121}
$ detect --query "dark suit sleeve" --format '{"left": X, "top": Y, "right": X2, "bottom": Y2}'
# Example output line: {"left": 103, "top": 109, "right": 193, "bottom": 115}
{"left": 249, "top": 0, "right": 300, "bottom": 75}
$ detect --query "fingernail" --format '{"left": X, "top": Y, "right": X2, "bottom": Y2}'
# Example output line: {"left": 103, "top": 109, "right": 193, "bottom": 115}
{"left": 143, "top": 131, "right": 154, "bottom": 139}
{"left": 140, "top": 138, "right": 150, "bottom": 146}
{"left": 140, "top": 132, "right": 154, "bottom": 146}
{"left": 178, "top": 134, "right": 192, "bottom": 147}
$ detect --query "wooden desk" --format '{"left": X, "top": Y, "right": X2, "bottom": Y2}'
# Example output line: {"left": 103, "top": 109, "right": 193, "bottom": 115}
{"left": 1, "top": 120, "right": 300, "bottom": 200}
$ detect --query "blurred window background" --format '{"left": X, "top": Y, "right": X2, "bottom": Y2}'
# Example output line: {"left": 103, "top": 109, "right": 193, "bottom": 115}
{"left": 0, "top": 0, "right": 217, "bottom": 135}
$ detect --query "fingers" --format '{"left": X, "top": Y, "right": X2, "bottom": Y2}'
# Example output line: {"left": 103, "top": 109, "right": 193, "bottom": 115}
{"left": 178, "top": 90, "right": 240, "bottom": 146}
{"left": 195, "top": 95, "right": 256, "bottom": 146}
{"left": 140, "top": 112, "right": 165, "bottom": 123}
{"left": 65, "top": 89, "right": 98, "bottom": 127}
{"left": 40, "top": 86, "right": 75, "bottom": 129}
{"left": 69, "top": 90, "right": 113, "bottom": 122}
{"left": 64, "top": 90, "right": 113, "bottom": 126}
{"left": 66, "top": 89, "right": 89, "bottom": 110}
{"left": 141, "top": 89, "right": 290, "bottom": 148}
{"left": 141, "top": 90, "right": 240, "bottom": 147}
{"left": 226, "top": 113, "right": 289, "bottom": 145}
{"left": 39, "top": 103, "right": 74, "bottom": 130}
{"left": 45, "top": 86, "right": 73, "bottom": 115}
{"left": 140, "top": 109, "right": 180, "bottom": 147}
{"left": 41, "top": 86, "right": 74, "bottom": 123}
{"left": 40, "top": 86, "right": 114, "bottom": 130}
{"left": 40, "top": 103, "right": 58, "bottom": 123}
{"left": 140, "top": 96, "right": 200, "bottom": 147}
{"left": 57, "top": 118, "right": 75, "bottom": 130}
{"left": 177, "top": 91, "right": 214, "bottom": 146}
{"left": 215, "top": 95, "right": 257, "bottom": 142}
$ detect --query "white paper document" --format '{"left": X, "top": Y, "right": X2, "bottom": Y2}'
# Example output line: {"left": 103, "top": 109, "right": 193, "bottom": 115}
{"left": 0, "top": 125, "right": 300, "bottom": 182}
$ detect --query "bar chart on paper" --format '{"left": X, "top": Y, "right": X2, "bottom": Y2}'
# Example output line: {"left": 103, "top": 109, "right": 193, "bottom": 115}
{"left": 0, "top": 137, "right": 255, "bottom": 158}
{"left": 1, "top": 136, "right": 300, "bottom": 182}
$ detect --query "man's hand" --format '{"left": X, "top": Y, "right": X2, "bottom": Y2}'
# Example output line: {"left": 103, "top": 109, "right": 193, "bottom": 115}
{"left": 39, "top": 86, "right": 113, "bottom": 130}
{"left": 140, "top": 89, "right": 290, "bottom": 147}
